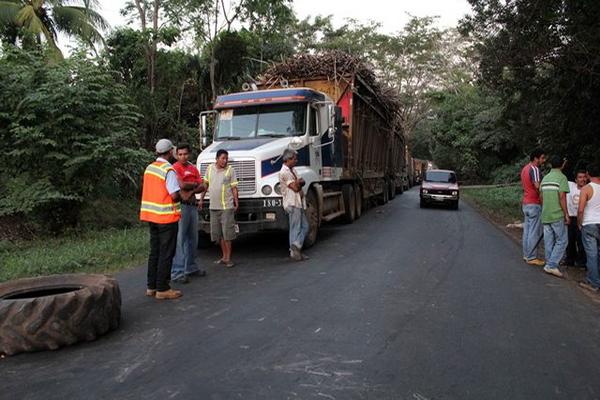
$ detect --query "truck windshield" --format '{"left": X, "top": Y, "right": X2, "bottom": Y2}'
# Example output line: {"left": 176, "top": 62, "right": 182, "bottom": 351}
{"left": 425, "top": 171, "right": 457, "bottom": 183}
{"left": 216, "top": 103, "right": 306, "bottom": 140}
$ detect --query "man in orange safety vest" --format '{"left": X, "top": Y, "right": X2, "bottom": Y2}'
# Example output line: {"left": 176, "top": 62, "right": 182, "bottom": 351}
{"left": 140, "top": 139, "right": 186, "bottom": 300}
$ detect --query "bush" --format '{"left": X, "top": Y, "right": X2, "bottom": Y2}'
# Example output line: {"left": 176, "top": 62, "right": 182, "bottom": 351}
{"left": 0, "top": 47, "right": 151, "bottom": 232}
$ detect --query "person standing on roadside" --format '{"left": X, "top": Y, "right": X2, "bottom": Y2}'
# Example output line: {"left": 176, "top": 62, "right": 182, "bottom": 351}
{"left": 279, "top": 149, "right": 309, "bottom": 261}
{"left": 139, "top": 139, "right": 183, "bottom": 300}
{"left": 577, "top": 164, "right": 600, "bottom": 293}
{"left": 521, "top": 148, "right": 546, "bottom": 266}
{"left": 565, "top": 170, "right": 588, "bottom": 268}
{"left": 171, "top": 144, "right": 206, "bottom": 284}
{"left": 540, "top": 156, "right": 570, "bottom": 278}
{"left": 201, "top": 149, "right": 238, "bottom": 268}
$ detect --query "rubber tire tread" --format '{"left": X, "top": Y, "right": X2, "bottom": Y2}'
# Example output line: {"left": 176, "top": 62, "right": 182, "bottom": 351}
{"left": 0, "top": 274, "right": 121, "bottom": 356}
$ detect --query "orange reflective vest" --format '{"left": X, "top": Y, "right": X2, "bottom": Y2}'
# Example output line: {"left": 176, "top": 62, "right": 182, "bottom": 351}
{"left": 139, "top": 161, "right": 181, "bottom": 224}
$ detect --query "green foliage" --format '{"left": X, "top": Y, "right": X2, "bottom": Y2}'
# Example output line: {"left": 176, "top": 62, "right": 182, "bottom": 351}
{"left": 462, "top": 0, "right": 600, "bottom": 174}
{"left": 0, "top": 227, "right": 148, "bottom": 282}
{"left": 0, "top": 47, "right": 150, "bottom": 231}
{"left": 416, "top": 84, "right": 515, "bottom": 183}
{"left": 462, "top": 186, "right": 523, "bottom": 223}
{"left": 0, "top": 0, "right": 108, "bottom": 59}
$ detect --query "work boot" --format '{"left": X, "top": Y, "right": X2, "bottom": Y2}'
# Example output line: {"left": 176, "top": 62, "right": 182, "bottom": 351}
{"left": 290, "top": 244, "right": 302, "bottom": 261}
{"left": 526, "top": 258, "right": 545, "bottom": 267}
{"left": 155, "top": 289, "right": 183, "bottom": 300}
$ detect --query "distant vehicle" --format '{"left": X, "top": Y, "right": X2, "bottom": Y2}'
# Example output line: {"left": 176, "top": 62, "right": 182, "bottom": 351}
{"left": 420, "top": 169, "right": 459, "bottom": 209}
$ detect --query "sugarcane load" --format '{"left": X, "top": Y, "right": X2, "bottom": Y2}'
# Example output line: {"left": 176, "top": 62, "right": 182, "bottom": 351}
{"left": 197, "top": 51, "right": 407, "bottom": 247}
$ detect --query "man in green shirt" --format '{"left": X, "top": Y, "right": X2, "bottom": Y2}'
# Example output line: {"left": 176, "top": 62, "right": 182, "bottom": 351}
{"left": 540, "top": 155, "right": 570, "bottom": 278}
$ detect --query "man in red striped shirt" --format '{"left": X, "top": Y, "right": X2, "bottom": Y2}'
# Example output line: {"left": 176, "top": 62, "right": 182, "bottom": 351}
{"left": 521, "top": 148, "right": 546, "bottom": 266}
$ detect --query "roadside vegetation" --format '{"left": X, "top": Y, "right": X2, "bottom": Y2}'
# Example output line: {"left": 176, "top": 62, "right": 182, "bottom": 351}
{"left": 462, "top": 186, "right": 522, "bottom": 226}
{"left": 0, "top": 227, "right": 148, "bottom": 283}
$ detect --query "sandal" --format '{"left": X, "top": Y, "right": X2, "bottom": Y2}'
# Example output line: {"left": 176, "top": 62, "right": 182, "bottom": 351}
{"left": 213, "top": 259, "right": 224, "bottom": 265}
{"left": 223, "top": 260, "right": 235, "bottom": 268}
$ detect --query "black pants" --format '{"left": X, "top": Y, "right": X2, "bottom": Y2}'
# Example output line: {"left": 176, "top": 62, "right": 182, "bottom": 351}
{"left": 566, "top": 216, "right": 586, "bottom": 267}
{"left": 147, "top": 222, "right": 179, "bottom": 291}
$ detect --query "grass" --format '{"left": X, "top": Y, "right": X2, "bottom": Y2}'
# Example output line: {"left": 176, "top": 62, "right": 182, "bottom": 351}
{"left": 0, "top": 227, "right": 149, "bottom": 282}
{"left": 462, "top": 185, "right": 523, "bottom": 225}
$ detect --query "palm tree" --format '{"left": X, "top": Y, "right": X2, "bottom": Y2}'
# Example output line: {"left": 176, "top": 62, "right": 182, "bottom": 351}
{"left": 0, "top": 0, "right": 108, "bottom": 59}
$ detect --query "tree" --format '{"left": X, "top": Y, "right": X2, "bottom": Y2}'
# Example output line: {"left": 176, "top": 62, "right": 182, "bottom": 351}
{"left": 0, "top": 0, "right": 108, "bottom": 59}
{"left": 0, "top": 46, "right": 149, "bottom": 231}
{"left": 461, "top": 0, "right": 600, "bottom": 171}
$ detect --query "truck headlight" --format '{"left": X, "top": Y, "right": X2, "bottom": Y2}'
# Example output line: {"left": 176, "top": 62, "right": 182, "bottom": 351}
{"left": 422, "top": 189, "right": 428, "bottom": 194}
{"left": 274, "top": 183, "right": 282, "bottom": 195}
{"left": 452, "top": 191, "right": 458, "bottom": 196}
{"left": 262, "top": 185, "right": 273, "bottom": 196}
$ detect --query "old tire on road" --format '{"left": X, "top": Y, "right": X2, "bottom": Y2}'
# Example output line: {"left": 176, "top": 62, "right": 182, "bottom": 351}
{"left": 0, "top": 274, "right": 121, "bottom": 356}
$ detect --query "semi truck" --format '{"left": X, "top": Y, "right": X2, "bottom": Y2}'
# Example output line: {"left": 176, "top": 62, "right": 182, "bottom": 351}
{"left": 196, "top": 54, "right": 405, "bottom": 247}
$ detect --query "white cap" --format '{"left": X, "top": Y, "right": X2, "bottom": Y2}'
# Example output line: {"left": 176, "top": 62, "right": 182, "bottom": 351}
{"left": 155, "top": 139, "right": 174, "bottom": 154}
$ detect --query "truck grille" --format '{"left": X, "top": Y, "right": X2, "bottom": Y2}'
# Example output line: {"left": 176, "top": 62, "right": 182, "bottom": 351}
{"left": 199, "top": 160, "right": 256, "bottom": 195}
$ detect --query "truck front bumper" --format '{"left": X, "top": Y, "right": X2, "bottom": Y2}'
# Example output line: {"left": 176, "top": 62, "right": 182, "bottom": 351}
{"left": 199, "top": 198, "right": 288, "bottom": 234}
{"left": 421, "top": 193, "right": 459, "bottom": 203}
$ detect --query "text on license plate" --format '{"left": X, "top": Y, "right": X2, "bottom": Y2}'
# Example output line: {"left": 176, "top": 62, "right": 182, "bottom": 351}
{"left": 263, "top": 199, "right": 282, "bottom": 207}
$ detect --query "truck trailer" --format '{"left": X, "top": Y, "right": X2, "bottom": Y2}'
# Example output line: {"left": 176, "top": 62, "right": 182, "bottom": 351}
{"left": 196, "top": 53, "right": 404, "bottom": 247}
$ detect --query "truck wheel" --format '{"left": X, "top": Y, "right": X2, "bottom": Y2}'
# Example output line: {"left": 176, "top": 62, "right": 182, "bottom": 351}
{"left": 342, "top": 184, "right": 356, "bottom": 224}
{"left": 304, "top": 190, "right": 320, "bottom": 248}
{"left": 389, "top": 181, "right": 396, "bottom": 200}
{"left": 197, "top": 231, "right": 212, "bottom": 249}
{"left": 0, "top": 274, "right": 121, "bottom": 356}
{"left": 354, "top": 184, "right": 363, "bottom": 219}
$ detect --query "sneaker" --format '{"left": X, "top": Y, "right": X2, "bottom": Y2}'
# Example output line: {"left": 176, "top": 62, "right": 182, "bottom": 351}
{"left": 578, "top": 281, "right": 600, "bottom": 293}
{"left": 145, "top": 289, "right": 156, "bottom": 297}
{"left": 290, "top": 244, "right": 302, "bottom": 260}
{"left": 543, "top": 266, "right": 564, "bottom": 278}
{"left": 526, "top": 258, "right": 545, "bottom": 267}
{"left": 155, "top": 289, "right": 183, "bottom": 300}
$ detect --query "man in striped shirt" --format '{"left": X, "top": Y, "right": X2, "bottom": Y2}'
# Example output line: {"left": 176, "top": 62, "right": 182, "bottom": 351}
{"left": 521, "top": 148, "right": 546, "bottom": 266}
{"left": 540, "top": 156, "right": 570, "bottom": 278}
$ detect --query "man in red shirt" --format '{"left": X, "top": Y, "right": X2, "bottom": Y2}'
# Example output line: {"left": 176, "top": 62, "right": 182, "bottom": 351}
{"left": 521, "top": 148, "right": 546, "bottom": 266}
{"left": 171, "top": 144, "right": 206, "bottom": 283}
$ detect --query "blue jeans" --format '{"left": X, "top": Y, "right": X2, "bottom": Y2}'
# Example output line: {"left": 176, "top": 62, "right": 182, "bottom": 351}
{"left": 286, "top": 206, "right": 309, "bottom": 250}
{"left": 543, "top": 220, "right": 568, "bottom": 269}
{"left": 522, "top": 204, "right": 542, "bottom": 260}
{"left": 581, "top": 224, "right": 600, "bottom": 289}
{"left": 171, "top": 204, "right": 200, "bottom": 279}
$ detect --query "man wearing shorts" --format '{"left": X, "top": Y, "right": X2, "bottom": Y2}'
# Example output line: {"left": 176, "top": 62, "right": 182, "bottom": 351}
{"left": 201, "top": 149, "right": 238, "bottom": 268}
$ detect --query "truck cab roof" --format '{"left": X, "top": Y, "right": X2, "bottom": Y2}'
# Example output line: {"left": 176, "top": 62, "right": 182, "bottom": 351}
{"left": 214, "top": 88, "right": 327, "bottom": 109}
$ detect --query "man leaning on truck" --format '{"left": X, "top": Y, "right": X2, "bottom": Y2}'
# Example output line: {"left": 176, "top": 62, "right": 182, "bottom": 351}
{"left": 279, "top": 149, "right": 309, "bottom": 261}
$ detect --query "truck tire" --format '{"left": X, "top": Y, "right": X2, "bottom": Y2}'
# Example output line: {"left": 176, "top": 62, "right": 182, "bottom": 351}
{"left": 303, "top": 190, "right": 320, "bottom": 248}
{"left": 342, "top": 184, "right": 356, "bottom": 224}
{"left": 0, "top": 274, "right": 121, "bottom": 357}
{"left": 354, "top": 184, "right": 363, "bottom": 219}
{"left": 389, "top": 180, "right": 396, "bottom": 200}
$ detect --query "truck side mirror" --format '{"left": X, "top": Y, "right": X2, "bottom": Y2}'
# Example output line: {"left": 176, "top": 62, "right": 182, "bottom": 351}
{"left": 200, "top": 115, "right": 208, "bottom": 148}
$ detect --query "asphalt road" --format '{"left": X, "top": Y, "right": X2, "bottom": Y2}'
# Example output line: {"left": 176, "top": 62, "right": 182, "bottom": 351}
{"left": 3, "top": 189, "right": 600, "bottom": 400}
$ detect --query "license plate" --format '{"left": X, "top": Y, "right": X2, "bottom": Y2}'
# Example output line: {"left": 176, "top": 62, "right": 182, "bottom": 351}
{"left": 265, "top": 212, "right": 276, "bottom": 221}
{"left": 263, "top": 199, "right": 282, "bottom": 207}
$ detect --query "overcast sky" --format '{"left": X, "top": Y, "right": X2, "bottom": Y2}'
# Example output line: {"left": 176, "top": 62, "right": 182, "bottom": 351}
{"left": 62, "top": 0, "right": 472, "bottom": 53}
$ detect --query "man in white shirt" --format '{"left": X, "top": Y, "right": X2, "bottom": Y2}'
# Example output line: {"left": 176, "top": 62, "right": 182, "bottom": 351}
{"left": 566, "top": 170, "right": 588, "bottom": 267}
{"left": 279, "top": 149, "right": 309, "bottom": 261}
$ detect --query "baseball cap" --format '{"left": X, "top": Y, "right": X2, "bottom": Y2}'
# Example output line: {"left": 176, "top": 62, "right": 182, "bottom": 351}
{"left": 155, "top": 139, "right": 174, "bottom": 154}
